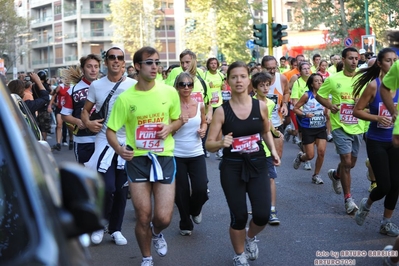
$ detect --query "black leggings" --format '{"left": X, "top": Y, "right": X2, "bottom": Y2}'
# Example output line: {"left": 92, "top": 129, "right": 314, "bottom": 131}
{"left": 367, "top": 139, "right": 399, "bottom": 210}
{"left": 220, "top": 157, "right": 271, "bottom": 230}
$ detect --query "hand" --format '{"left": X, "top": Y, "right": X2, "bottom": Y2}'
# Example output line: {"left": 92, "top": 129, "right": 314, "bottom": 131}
{"left": 87, "top": 119, "right": 103, "bottom": 132}
{"left": 221, "top": 132, "right": 233, "bottom": 148}
{"left": 197, "top": 128, "right": 206, "bottom": 138}
{"left": 271, "top": 150, "right": 281, "bottom": 166}
{"left": 209, "top": 81, "right": 214, "bottom": 88}
{"left": 78, "top": 119, "right": 88, "bottom": 130}
{"left": 280, "top": 104, "right": 288, "bottom": 116}
{"left": 377, "top": 116, "right": 393, "bottom": 127}
{"left": 180, "top": 114, "right": 189, "bottom": 124}
{"left": 119, "top": 145, "right": 134, "bottom": 161}
{"left": 47, "top": 106, "right": 53, "bottom": 113}
{"left": 330, "top": 104, "right": 340, "bottom": 114}
{"left": 156, "top": 124, "right": 172, "bottom": 140}
{"left": 30, "top": 72, "right": 41, "bottom": 85}
{"left": 393, "top": 111, "right": 398, "bottom": 124}
{"left": 307, "top": 113, "right": 315, "bottom": 118}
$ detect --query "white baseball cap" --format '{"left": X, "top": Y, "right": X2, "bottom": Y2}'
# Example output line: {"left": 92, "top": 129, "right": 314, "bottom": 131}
{"left": 359, "top": 49, "right": 366, "bottom": 55}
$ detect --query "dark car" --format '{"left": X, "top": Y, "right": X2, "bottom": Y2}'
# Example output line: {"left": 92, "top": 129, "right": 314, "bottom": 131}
{"left": 0, "top": 82, "right": 105, "bottom": 265}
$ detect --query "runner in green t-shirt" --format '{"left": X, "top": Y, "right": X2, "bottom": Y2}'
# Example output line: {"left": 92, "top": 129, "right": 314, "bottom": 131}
{"left": 316, "top": 47, "right": 363, "bottom": 215}
{"left": 381, "top": 60, "right": 399, "bottom": 146}
{"left": 106, "top": 46, "right": 183, "bottom": 266}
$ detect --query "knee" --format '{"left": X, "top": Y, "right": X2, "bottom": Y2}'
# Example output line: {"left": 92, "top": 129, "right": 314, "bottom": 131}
{"left": 252, "top": 210, "right": 270, "bottom": 226}
{"left": 230, "top": 212, "right": 248, "bottom": 230}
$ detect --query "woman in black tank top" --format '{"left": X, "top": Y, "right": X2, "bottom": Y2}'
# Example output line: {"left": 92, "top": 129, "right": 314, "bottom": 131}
{"left": 205, "top": 61, "right": 281, "bottom": 265}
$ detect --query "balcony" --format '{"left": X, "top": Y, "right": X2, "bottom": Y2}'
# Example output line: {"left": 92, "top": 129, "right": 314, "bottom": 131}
{"left": 65, "top": 55, "right": 78, "bottom": 62}
{"left": 82, "top": 7, "right": 111, "bottom": 15}
{"left": 64, "top": 9, "right": 77, "bottom": 18}
{"left": 81, "top": 30, "right": 113, "bottom": 41}
{"left": 32, "top": 58, "right": 53, "bottom": 66}
{"left": 31, "top": 17, "right": 53, "bottom": 29}
{"left": 31, "top": 0, "right": 52, "bottom": 8}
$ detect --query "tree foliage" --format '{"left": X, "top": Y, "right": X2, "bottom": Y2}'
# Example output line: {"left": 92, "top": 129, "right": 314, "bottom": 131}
{"left": 108, "top": 0, "right": 162, "bottom": 57}
{"left": 292, "top": 0, "right": 399, "bottom": 52}
{"left": 185, "top": 0, "right": 254, "bottom": 64}
{"left": 0, "top": 0, "right": 26, "bottom": 57}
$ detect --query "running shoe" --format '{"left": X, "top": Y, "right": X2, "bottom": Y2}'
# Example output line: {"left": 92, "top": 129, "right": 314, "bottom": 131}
{"left": 233, "top": 253, "right": 249, "bottom": 266}
{"left": 52, "top": 143, "right": 61, "bottom": 151}
{"left": 382, "top": 245, "right": 397, "bottom": 266}
{"left": 268, "top": 210, "right": 280, "bottom": 225}
{"left": 192, "top": 212, "right": 202, "bottom": 224}
{"left": 245, "top": 236, "right": 259, "bottom": 261}
{"left": 180, "top": 230, "right": 192, "bottom": 236}
{"left": 152, "top": 233, "right": 168, "bottom": 256}
{"left": 111, "top": 231, "right": 127, "bottom": 245}
{"left": 141, "top": 259, "right": 154, "bottom": 266}
{"left": 204, "top": 151, "right": 210, "bottom": 158}
{"left": 345, "top": 197, "right": 358, "bottom": 214}
{"left": 91, "top": 229, "right": 104, "bottom": 244}
{"left": 355, "top": 198, "right": 370, "bottom": 226}
{"left": 327, "top": 134, "right": 333, "bottom": 142}
{"left": 312, "top": 174, "right": 324, "bottom": 184}
{"left": 328, "top": 169, "right": 342, "bottom": 194}
{"left": 304, "top": 161, "right": 312, "bottom": 170}
{"left": 215, "top": 149, "right": 223, "bottom": 160}
{"left": 62, "top": 141, "right": 68, "bottom": 146}
{"left": 284, "top": 125, "right": 292, "bottom": 142}
{"left": 293, "top": 152, "right": 304, "bottom": 169}
{"left": 380, "top": 222, "right": 399, "bottom": 237}
{"left": 293, "top": 136, "right": 301, "bottom": 145}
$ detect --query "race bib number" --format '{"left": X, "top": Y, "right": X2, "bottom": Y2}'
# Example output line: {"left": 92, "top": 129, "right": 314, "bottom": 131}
{"left": 210, "top": 91, "right": 220, "bottom": 105}
{"left": 377, "top": 102, "right": 395, "bottom": 129}
{"left": 221, "top": 90, "right": 231, "bottom": 101}
{"left": 340, "top": 103, "right": 358, "bottom": 125}
{"left": 135, "top": 124, "right": 165, "bottom": 152}
{"left": 191, "top": 92, "right": 203, "bottom": 103}
{"left": 231, "top": 133, "right": 261, "bottom": 153}
{"left": 309, "top": 113, "right": 326, "bottom": 128}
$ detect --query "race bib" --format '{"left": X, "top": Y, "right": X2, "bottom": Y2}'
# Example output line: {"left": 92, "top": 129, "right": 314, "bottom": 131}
{"left": 191, "top": 92, "right": 203, "bottom": 103}
{"left": 221, "top": 90, "right": 231, "bottom": 101}
{"left": 135, "top": 124, "right": 165, "bottom": 152}
{"left": 377, "top": 102, "right": 395, "bottom": 129}
{"left": 210, "top": 91, "right": 220, "bottom": 105}
{"left": 340, "top": 103, "right": 358, "bottom": 125}
{"left": 309, "top": 112, "right": 326, "bottom": 128}
{"left": 266, "top": 94, "right": 278, "bottom": 112}
{"left": 231, "top": 133, "right": 261, "bottom": 153}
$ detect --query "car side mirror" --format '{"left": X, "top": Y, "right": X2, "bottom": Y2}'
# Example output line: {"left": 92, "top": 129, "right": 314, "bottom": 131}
{"left": 59, "top": 162, "right": 106, "bottom": 238}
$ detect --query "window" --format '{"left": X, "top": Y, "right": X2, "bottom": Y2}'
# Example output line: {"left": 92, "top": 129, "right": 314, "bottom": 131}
{"left": 90, "top": 0, "right": 103, "bottom": 13}
{"left": 91, "top": 21, "right": 104, "bottom": 37}
{"left": 54, "top": 4, "right": 62, "bottom": 15}
{"left": 287, "top": 9, "right": 293, "bottom": 23}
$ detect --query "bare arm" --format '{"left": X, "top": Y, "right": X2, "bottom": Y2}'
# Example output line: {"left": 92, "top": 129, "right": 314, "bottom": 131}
{"left": 106, "top": 128, "right": 134, "bottom": 161}
{"left": 280, "top": 75, "right": 289, "bottom": 116}
{"left": 293, "top": 93, "right": 310, "bottom": 117}
{"left": 197, "top": 103, "right": 208, "bottom": 138}
{"left": 205, "top": 107, "right": 232, "bottom": 153}
{"left": 81, "top": 100, "right": 102, "bottom": 132}
{"left": 316, "top": 94, "right": 339, "bottom": 114}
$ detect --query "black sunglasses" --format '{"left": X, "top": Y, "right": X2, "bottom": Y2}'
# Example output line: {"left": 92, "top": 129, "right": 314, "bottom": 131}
{"left": 178, "top": 82, "right": 194, "bottom": 88}
{"left": 140, "top": 60, "right": 162, "bottom": 66}
{"left": 107, "top": 54, "right": 124, "bottom": 61}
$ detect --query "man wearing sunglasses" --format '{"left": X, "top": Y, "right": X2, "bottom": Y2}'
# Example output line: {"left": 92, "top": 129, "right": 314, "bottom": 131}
{"left": 81, "top": 47, "right": 137, "bottom": 247}
{"left": 106, "top": 46, "right": 183, "bottom": 266}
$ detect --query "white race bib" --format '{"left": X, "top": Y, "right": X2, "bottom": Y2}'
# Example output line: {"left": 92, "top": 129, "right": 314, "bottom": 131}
{"left": 340, "top": 103, "right": 358, "bottom": 125}
{"left": 231, "top": 133, "right": 261, "bottom": 153}
{"left": 135, "top": 124, "right": 165, "bottom": 152}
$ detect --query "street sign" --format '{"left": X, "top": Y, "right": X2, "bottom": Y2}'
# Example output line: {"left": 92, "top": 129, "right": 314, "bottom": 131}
{"left": 344, "top": 37, "right": 353, "bottom": 47}
{"left": 246, "top": 40, "right": 254, "bottom": 49}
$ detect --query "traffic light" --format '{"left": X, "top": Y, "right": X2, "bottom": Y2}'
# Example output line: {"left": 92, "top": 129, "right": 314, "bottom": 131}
{"left": 271, "top": 23, "right": 288, "bottom": 47}
{"left": 186, "top": 19, "right": 197, "bottom": 32}
{"left": 253, "top": 23, "right": 267, "bottom": 48}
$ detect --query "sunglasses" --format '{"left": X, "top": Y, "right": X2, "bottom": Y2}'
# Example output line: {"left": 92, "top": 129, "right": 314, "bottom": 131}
{"left": 107, "top": 54, "right": 124, "bottom": 61}
{"left": 178, "top": 82, "right": 193, "bottom": 88}
{"left": 140, "top": 60, "right": 162, "bottom": 66}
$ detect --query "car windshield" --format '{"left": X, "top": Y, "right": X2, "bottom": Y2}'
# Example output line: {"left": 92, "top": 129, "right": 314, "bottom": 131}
{"left": 0, "top": 135, "right": 30, "bottom": 262}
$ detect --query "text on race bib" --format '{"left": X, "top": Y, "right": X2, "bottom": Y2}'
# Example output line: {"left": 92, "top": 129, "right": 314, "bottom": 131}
{"left": 231, "top": 133, "right": 261, "bottom": 153}
{"left": 191, "top": 92, "right": 203, "bottom": 103}
{"left": 135, "top": 123, "right": 165, "bottom": 152}
{"left": 377, "top": 102, "right": 396, "bottom": 129}
{"left": 210, "top": 91, "right": 220, "bottom": 105}
{"left": 340, "top": 103, "right": 358, "bottom": 125}
{"left": 309, "top": 112, "right": 326, "bottom": 128}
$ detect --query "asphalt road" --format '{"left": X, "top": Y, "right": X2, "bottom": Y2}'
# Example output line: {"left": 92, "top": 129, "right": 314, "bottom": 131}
{"left": 49, "top": 133, "right": 397, "bottom": 266}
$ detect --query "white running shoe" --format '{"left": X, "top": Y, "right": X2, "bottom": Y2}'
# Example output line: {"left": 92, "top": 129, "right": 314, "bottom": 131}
{"left": 152, "top": 233, "right": 168, "bottom": 257}
{"left": 111, "top": 231, "right": 127, "bottom": 245}
{"left": 304, "top": 161, "right": 312, "bottom": 170}
{"left": 91, "top": 229, "right": 104, "bottom": 245}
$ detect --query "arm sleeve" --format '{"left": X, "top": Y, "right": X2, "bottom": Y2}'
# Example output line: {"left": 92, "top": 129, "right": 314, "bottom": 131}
{"left": 383, "top": 61, "right": 399, "bottom": 90}
{"left": 24, "top": 90, "right": 49, "bottom": 114}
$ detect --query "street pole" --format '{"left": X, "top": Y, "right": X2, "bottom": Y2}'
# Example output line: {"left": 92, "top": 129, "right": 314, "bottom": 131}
{"left": 365, "top": 0, "right": 370, "bottom": 35}
{"left": 47, "top": 36, "right": 52, "bottom": 77}
{"left": 268, "top": 0, "right": 273, "bottom": 56}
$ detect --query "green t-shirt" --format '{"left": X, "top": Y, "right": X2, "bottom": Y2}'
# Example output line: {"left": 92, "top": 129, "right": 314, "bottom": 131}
{"left": 253, "top": 96, "right": 275, "bottom": 157}
{"left": 204, "top": 70, "right": 225, "bottom": 108}
{"left": 291, "top": 77, "right": 307, "bottom": 99}
{"left": 107, "top": 81, "right": 181, "bottom": 157}
{"left": 317, "top": 72, "right": 364, "bottom": 134}
{"left": 383, "top": 60, "right": 399, "bottom": 91}
{"left": 165, "top": 67, "right": 205, "bottom": 87}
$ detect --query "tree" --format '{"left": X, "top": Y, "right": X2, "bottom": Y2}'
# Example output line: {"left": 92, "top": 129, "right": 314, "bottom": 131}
{"left": 108, "top": 0, "right": 162, "bottom": 57}
{"left": 0, "top": 0, "right": 27, "bottom": 65}
{"left": 185, "top": 0, "right": 254, "bottom": 64}
{"left": 292, "top": 0, "right": 399, "bottom": 53}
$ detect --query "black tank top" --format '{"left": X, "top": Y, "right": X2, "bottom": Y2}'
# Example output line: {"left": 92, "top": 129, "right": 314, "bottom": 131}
{"left": 221, "top": 98, "right": 265, "bottom": 159}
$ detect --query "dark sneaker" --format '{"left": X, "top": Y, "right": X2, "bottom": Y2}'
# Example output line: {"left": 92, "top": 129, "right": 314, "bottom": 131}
{"left": 52, "top": 143, "right": 61, "bottom": 151}
{"left": 355, "top": 198, "right": 369, "bottom": 225}
{"left": 268, "top": 210, "right": 280, "bottom": 225}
